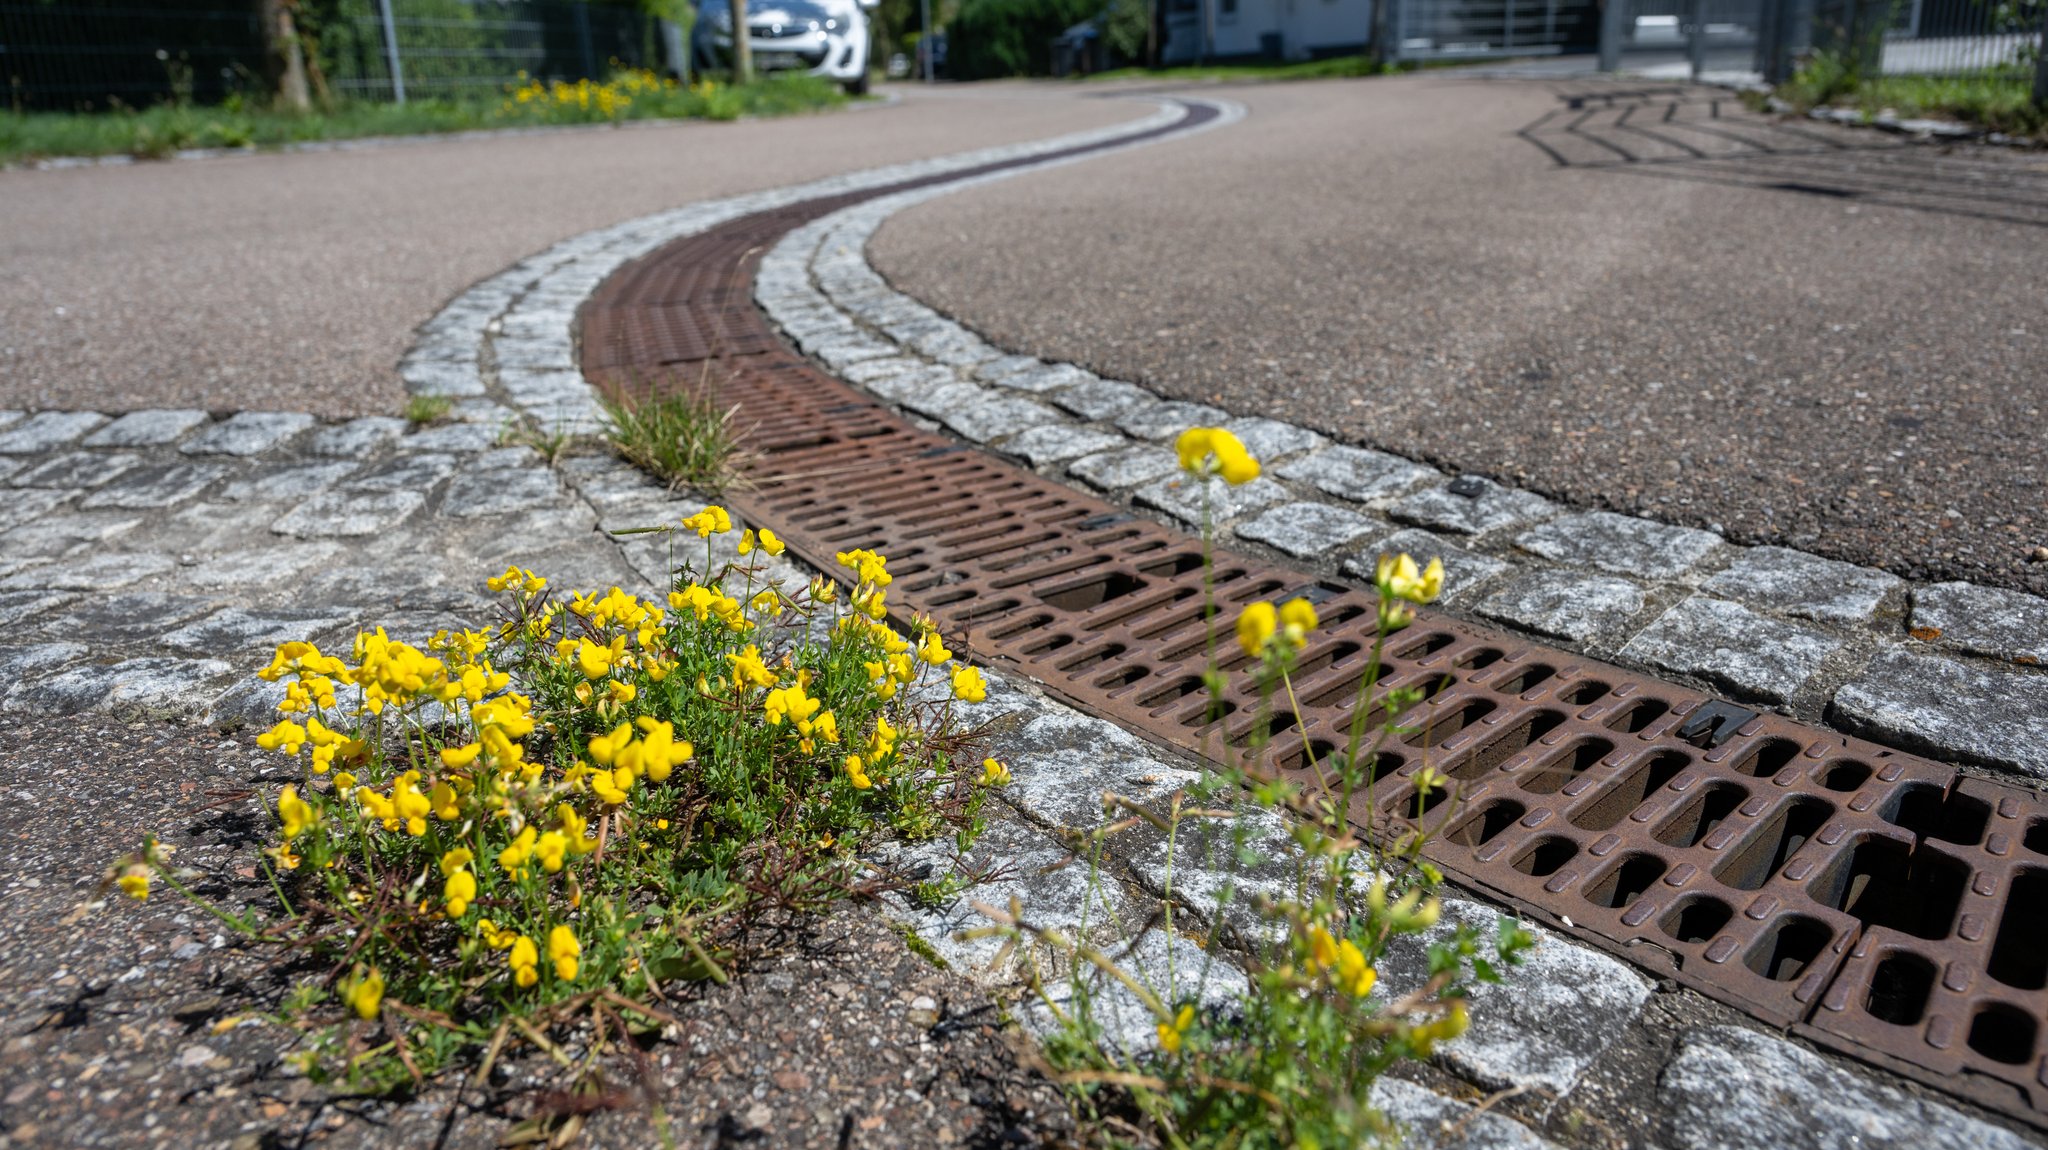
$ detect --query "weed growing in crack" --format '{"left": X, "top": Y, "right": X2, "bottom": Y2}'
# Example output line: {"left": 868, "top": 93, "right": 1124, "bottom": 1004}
{"left": 110, "top": 507, "right": 999, "bottom": 1100}
{"left": 402, "top": 394, "right": 453, "bottom": 425}
{"left": 967, "top": 426, "right": 1534, "bottom": 1148}
{"left": 603, "top": 390, "right": 749, "bottom": 493}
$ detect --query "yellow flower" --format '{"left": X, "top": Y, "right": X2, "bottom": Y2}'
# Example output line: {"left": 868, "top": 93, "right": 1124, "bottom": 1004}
{"left": 1334, "top": 938, "right": 1377, "bottom": 998}
{"left": 1236, "top": 601, "right": 1277, "bottom": 657}
{"left": 950, "top": 665, "right": 987, "bottom": 704}
{"left": 916, "top": 631, "right": 952, "bottom": 666}
{"left": 1174, "top": 427, "right": 1260, "bottom": 485}
{"left": 478, "top": 918, "right": 518, "bottom": 950}
{"left": 549, "top": 925, "right": 580, "bottom": 981}
{"left": 1279, "top": 597, "right": 1318, "bottom": 645}
{"left": 834, "top": 548, "right": 891, "bottom": 588}
{"left": 392, "top": 772, "right": 433, "bottom": 836}
{"left": 441, "top": 742, "right": 482, "bottom": 769}
{"left": 575, "top": 639, "right": 613, "bottom": 680}
{"left": 535, "top": 830, "right": 570, "bottom": 874}
{"left": 498, "top": 825, "right": 538, "bottom": 877}
{"left": 443, "top": 869, "right": 477, "bottom": 917}
{"left": 256, "top": 719, "right": 308, "bottom": 755}
{"left": 345, "top": 966, "right": 384, "bottom": 1020}
{"left": 844, "top": 755, "right": 873, "bottom": 790}
{"left": 764, "top": 683, "right": 820, "bottom": 728}
{"left": 509, "top": 935, "right": 540, "bottom": 987}
{"left": 682, "top": 505, "right": 732, "bottom": 537}
{"left": 117, "top": 867, "right": 150, "bottom": 901}
{"left": 727, "top": 645, "right": 778, "bottom": 689}
{"left": 981, "top": 758, "right": 1011, "bottom": 786}
{"left": 1376, "top": 553, "right": 1445, "bottom": 605}
{"left": 440, "top": 847, "right": 474, "bottom": 876}
{"left": 277, "top": 785, "right": 315, "bottom": 840}
{"left": 755, "top": 528, "right": 785, "bottom": 556}
{"left": 1157, "top": 1004, "right": 1195, "bottom": 1053}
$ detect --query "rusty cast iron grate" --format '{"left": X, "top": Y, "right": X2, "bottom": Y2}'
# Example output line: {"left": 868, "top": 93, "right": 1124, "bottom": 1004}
{"left": 577, "top": 108, "right": 2048, "bottom": 1129}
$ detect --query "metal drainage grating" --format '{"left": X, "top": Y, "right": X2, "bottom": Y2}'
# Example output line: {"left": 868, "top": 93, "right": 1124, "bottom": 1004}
{"left": 577, "top": 135, "right": 2048, "bottom": 1130}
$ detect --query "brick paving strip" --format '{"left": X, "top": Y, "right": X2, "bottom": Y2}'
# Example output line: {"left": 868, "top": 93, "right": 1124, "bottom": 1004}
{"left": 0, "top": 98, "right": 2041, "bottom": 1148}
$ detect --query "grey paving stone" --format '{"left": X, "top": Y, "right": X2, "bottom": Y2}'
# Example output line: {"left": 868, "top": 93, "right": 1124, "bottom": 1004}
{"left": 0, "top": 412, "right": 20, "bottom": 429}
{"left": 864, "top": 364, "right": 960, "bottom": 405}
{"left": 303, "top": 419, "right": 399, "bottom": 462}
{"left": 1018, "top": 926, "right": 1248, "bottom": 1056}
{"left": 1277, "top": 445, "right": 1440, "bottom": 504}
{"left": 498, "top": 368, "right": 587, "bottom": 407}
{"left": 5, "top": 656, "right": 235, "bottom": 717}
{"left": 1515, "top": 511, "right": 1722, "bottom": 580}
{"left": 42, "top": 592, "right": 219, "bottom": 641}
{"left": 1068, "top": 445, "right": 1182, "bottom": 492}
{"left": 1116, "top": 400, "right": 1231, "bottom": 441}
{"left": 988, "top": 702, "right": 1197, "bottom": 831}
{"left": 8, "top": 451, "right": 141, "bottom": 490}
{"left": 491, "top": 337, "right": 573, "bottom": 370}
{"left": 180, "top": 542, "right": 345, "bottom": 591}
{"left": 1378, "top": 898, "right": 1650, "bottom": 1096}
{"left": 1369, "top": 1078, "right": 1563, "bottom": 1150}
{"left": 178, "top": 412, "right": 314, "bottom": 457}
{"left": 1391, "top": 479, "right": 1556, "bottom": 537}
{"left": 1341, "top": 528, "right": 1512, "bottom": 604}
{"left": 1702, "top": 546, "right": 1901, "bottom": 625}
{"left": 939, "top": 395, "right": 1062, "bottom": 444}
{"left": 912, "top": 325, "right": 998, "bottom": 366}
{"left": 160, "top": 606, "right": 359, "bottom": 655}
{"left": 81, "top": 409, "right": 210, "bottom": 447}
{"left": 1138, "top": 475, "right": 1290, "bottom": 528}
{"left": 1, "top": 511, "right": 142, "bottom": 555}
{"left": 399, "top": 358, "right": 486, "bottom": 398}
{"left": 1621, "top": 596, "right": 1844, "bottom": 704}
{"left": 1235, "top": 501, "right": 1390, "bottom": 558}
{"left": 0, "top": 412, "right": 108, "bottom": 454}
{"left": 1125, "top": 804, "right": 1302, "bottom": 948}
{"left": 1832, "top": 647, "right": 2048, "bottom": 778}
{"left": 0, "top": 458, "right": 22, "bottom": 483}
{"left": 441, "top": 467, "right": 568, "bottom": 518}
{"left": 989, "top": 362, "right": 1091, "bottom": 395}
{"left": 1911, "top": 581, "right": 2048, "bottom": 664}
{"left": 0, "top": 489, "right": 74, "bottom": 532}
{"left": 0, "top": 643, "right": 89, "bottom": 680}
{"left": 971, "top": 355, "right": 1041, "bottom": 384}
{"left": 898, "top": 381, "right": 988, "bottom": 421}
{"left": 273, "top": 489, "right": 427, "bottom": 538}
{"left": 812, "top": 339, "right": 897, "bottom": 370}
{"left": 0, "top": 552, "right": 176, "bottom": 592}
{"left": 1223, "top": 417, "right": 1325, "bottom": 461}
{"left": 77, "top": 462, "right": 229, "bottom": 510}
{"left": 0, "top": 591, "right": 74, "bottom": 627}
{"left": 398, "top": 423, "right": 499, "bottom": 453}
{"left": 1657, "top": 1025, "right": 2033, "bottom": 1150}
{"left": 999, "top": 424, "right": 1127, "bottom": 468}
{"left": 215, "top": 461, "right": 359, "bottom": 503}
{"left": 842, "top": 355, "right": 927, "bottom": 385}
{"left": 1053, "top": 378, "right": 1157, "bottom": 422}
{"left": 1476, "top": 569, "right": 1647, "bottom": 644}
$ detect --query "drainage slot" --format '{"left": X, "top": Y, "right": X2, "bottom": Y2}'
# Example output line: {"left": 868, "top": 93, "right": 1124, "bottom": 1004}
{"left": 1053, "top": 642, "right": 1125, "bottom": 672}
{"left": 1557, "top": 679, "right": 1611, "bottom": 706}
{"left": 2025, "top": 819, "right": 2048, "bottom": 856}
{"left": 1817, "top": 759, "right": 1873, "bottom": 792}
{"left": 1656, "top": 781, "right": 1749, "bottom": 848}
{"left": 1294, "top": 641, "right": 1364, "bottom": 679}
{"left": 1865, "top": 952, "right": 1937, "bottom": 1026}
{"left": 1495, "top": 663, "right": 1556, "bottom": 695}
{"left": 1606, "top": 698, "right": 1670, "bottom": 734}
{"left": 1512, "top": 836, "right": 1578, "bottom": 877}
{"left": 1094, "top": 665, "right": 1151, "bottom": 690}
{"left": 1447, "top": 798, "right": 1526, "bottom": 849}
{"left": 1035, "top": 571, "right": 1148, "bottom": 612}
{"left": 1987, "top": 868, "right": 2048, "bottom": 990}
{"left": 1404, "top": 698, "right": 1496, "bottom": 748}
{"left": 1453, "top": 647, "right": 1503, "bottom": 671}
{"left": 1882, "top": 783, "right": 1992, "bottom": 847}
{"left": 1137, "top": 675, "right": 1205, "bottom": 708}
{"left": 1808, "top": 835, "right": 1967, "bottom": 940}
{"left": 986, "top": 612, "right": 1055, "bottom": 641}
{"left": 1584, "top": 854, "right": 1667, "bottom": 910}
{"left": 1391, "top": 632, "right": 1456, "bottom": 660}
{"left": 1453, "top": 711, "right": 1570, "bottom": 780}
{"left": 1136, "top": 552, "right": 1205, "bottom": 578}
{"left": 1019, "top": 632, "right": 1075, "bottom": 657}
{"left": 1714, "top": 797, "right": 1834, "bottom": 892}
{"left": 1571, "top": 751, "right": 1690, "bottom": 831}
{"left": 955, "top": 597, "right": 1023, "bottom": 624}
{"left": 1512, "top": 734, "right": 1612, "bottom": 793}
{"left": 1743, "top": 914, "right": 1831, "bottom": 982}
{"left": 1660, "top": 895, "right": 1733, "bottom": 945}
{"left": 1967, "top": 1003, "right": 2037, "bottom": 1065}
{"left": 1731, "top": 737, "right": 1801, "bottom": 777}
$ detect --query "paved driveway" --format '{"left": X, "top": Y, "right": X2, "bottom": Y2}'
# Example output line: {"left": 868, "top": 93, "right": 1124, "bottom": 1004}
{"left": 0, "top": 84, "right": 1140, "bottom": 419}
{"left": 870, "top": 74, "right": 2048, "bottom": 594}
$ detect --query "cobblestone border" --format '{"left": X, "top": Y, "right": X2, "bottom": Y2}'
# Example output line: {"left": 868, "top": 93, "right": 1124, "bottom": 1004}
{"left": 6, "top": 97, "right": 2041, "bottom": 1148}
{"left": 741, "top": 180, "right": 2048, "bottom": 784}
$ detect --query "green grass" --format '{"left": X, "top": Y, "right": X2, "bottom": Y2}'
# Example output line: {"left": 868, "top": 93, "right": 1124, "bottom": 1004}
{"left": 1776, "top": 54, "right": 2043, "bottom": 138}
{"left": 604, "top": 390, "right": 749, "bottom": 493}
{"left": 1081, "top": 54, "right": 1393, "bottom": 83}
{"left": 402, "top": 394, "right": 454, "bottom": 425}
{"left": 0, "top": 72, "right": 845, "bottom": 166}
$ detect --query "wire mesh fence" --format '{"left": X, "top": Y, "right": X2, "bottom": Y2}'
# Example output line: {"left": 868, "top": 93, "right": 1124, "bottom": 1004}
{"left": 1, "top": 0, "right": 663, "bottom": 112}
{"left": 1589, "top": 0, "right": 2044, "bottom": 82}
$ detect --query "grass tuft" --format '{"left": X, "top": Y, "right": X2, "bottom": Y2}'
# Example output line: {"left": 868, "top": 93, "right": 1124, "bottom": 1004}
{"left": 1775, "top": 53, "right": 2044, "bottom": 138}
{"left": 403, "top": 394, "right": 454, "bottom": 425}
{"left": 604, "top": 391, "right": 748, "bottom": 493}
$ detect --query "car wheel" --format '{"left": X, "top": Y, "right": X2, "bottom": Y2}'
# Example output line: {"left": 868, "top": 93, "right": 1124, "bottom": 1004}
{"left": 842, "top": 71, "right": 869, "bottom": 95}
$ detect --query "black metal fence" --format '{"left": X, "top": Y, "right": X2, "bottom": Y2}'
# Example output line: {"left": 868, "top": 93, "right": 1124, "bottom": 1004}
{"left": 1593, "top": 0, "right": 2045, "bottom": 80}
{"left": 0, "top": 0, "right": 662, "bottom": 112}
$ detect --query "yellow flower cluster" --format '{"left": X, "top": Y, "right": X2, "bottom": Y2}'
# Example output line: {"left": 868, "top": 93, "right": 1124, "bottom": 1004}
{"left": 1175, "top": 427, "right": 1260, "bottom": 485}
{"left": 503, "top": 67, "right": 676, "bottom": 119}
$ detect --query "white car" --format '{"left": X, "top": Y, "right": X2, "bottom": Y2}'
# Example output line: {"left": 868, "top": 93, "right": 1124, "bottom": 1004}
{"left": 694, "top": 0, "right": 877, "bottom": 94}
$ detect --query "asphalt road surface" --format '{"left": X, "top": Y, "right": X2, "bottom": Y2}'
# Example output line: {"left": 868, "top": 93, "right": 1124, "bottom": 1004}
{"left": 871, "top": 74, "right": 2048, "bottom": 595}
{"left": 0, "top": 84, "right": 1140, "bottom": 419}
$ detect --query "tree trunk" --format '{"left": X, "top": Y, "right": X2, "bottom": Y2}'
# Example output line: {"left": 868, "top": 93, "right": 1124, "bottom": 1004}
{"left": 262, "top": 0, "right": 312, "bottom": 111}
{"left": 728, "top": 0, "right": 754, "bottom": 82}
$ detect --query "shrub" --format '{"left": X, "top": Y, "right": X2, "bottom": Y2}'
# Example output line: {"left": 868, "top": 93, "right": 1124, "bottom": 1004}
{"left": 947, "top": 0, "right": 1101, "bottom": 78}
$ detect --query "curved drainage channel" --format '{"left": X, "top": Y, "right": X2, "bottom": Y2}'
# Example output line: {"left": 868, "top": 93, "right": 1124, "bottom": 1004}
{"left": 579, "top": 101, "right": 2048, "bottom": 1131}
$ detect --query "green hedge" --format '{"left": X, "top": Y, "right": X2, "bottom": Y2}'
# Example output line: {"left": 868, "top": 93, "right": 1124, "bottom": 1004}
{"left": 947, "top": 0, "right": 1101, "bottom": 78}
